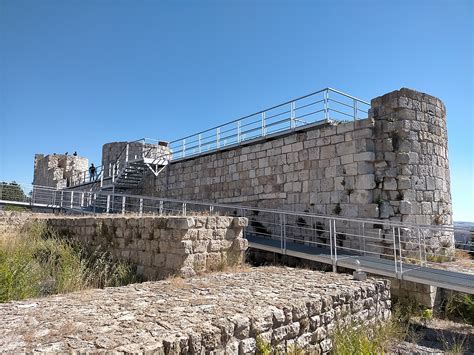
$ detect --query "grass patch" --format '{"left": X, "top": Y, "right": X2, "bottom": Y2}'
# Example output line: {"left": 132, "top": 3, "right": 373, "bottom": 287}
{"left": 331, "top": 302, "right": 420, "bottom": 354}
{"left": 0, "top": 221, "right": 138, "bottom": 303}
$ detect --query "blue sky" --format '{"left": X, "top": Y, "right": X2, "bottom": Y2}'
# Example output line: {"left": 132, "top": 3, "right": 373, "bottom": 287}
{"left": 0, "top": 0, "right": 473, "bottom": 221}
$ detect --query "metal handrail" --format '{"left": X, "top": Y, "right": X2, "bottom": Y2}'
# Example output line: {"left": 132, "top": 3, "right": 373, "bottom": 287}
{"left": 3, "top": 182, "right": 473, "bottom": 292}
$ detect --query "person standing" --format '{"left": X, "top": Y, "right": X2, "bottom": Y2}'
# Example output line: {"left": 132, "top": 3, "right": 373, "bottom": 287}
{"left": 89, "top": 164, "right": 97, "bottom": 181}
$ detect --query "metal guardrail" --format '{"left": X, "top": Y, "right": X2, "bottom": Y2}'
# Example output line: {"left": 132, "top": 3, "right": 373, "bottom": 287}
{"left": 167, "top": 87, "right": 370, "bottom": 161}
{"left": 66, "top": 88, "right": 370, "bottom": 189}
{"left": 3, "top": 183, "right": 472, "bottom": 294}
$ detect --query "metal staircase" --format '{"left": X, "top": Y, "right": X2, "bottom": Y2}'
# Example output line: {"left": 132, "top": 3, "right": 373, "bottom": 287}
{"left": 67, "top": 138, "right": 171, "bottom": 194}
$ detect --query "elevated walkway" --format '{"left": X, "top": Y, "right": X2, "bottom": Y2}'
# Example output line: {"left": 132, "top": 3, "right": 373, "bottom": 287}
{"left": 247, "top": 235, "right": 474, "bottom": 294}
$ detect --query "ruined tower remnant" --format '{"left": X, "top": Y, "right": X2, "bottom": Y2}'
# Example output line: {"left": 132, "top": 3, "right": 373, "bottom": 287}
{"left": 33, "top": 153, "right": 89, "bottom": 189}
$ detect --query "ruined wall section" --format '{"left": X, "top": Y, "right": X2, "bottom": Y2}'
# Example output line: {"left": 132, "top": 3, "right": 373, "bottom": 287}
{"left": 46, "top": 215, "right": 248, "bottom": 280}
{"left": 33, "top": 154, "right": 89, "bottom": 188}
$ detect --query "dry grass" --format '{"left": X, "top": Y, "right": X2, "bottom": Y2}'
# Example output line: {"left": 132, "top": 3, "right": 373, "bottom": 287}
{"left": 0, "top": 220, "right": 138, "bottom": 303}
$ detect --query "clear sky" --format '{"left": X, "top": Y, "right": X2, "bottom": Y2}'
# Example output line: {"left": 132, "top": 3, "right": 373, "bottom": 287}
{"left": 0, "top": 0, "right": 473, "bottom": 221}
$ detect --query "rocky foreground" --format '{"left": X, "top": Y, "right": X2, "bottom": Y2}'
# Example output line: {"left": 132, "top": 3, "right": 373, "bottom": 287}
{"left": 0, "top": 267, "right": 390, "bottom": 353}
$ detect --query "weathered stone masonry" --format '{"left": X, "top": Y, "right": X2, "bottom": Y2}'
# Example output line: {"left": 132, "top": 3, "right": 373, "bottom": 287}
{"left": 0, "top": 267, "right": 391, "bottom": 354}
{"left": 141, "top": 88, "right": 453, "bottom": 252}
{"left": 46, "top": 215, "right": 249, "bottom": 279}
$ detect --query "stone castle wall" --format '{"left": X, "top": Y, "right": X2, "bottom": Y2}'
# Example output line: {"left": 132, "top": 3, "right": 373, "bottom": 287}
{"left": 33, "top": 154, "right": 89, "bottom": 189}
{"left": 45, "top": 215, "right": 248, "bottom": 279}
{"left": 140, "top": 88, "right": 453, "bottom": 253}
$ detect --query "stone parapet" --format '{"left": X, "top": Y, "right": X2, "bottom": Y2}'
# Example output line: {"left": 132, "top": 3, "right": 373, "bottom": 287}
{"left": 45, "top": 215, "right": 248, "bottom": 279}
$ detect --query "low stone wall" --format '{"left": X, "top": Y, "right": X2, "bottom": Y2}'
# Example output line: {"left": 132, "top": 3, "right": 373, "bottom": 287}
{"left": 0, "top": 267, "right": 391, "bottom": 353}
{"left": 46, "top": 215, "right": 248, "bottom": 279}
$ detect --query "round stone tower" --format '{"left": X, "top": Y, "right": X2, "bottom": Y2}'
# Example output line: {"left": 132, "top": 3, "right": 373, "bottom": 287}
{"left": 369, "top": 88, "right": 453, "bottom": 255}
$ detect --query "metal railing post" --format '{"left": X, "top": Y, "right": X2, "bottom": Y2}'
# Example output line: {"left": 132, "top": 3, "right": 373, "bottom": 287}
{"left": 237, "top": 120, "right": 241, "bottom": 143}
{"left": 261, "top": 112, "right": 266, "bottom": 137}
{"left": 209, "top": 205, "right": 214, "bottom": 214}
{"left": 398, "top": 227, "right": 403, "bottom": 275}
{"left": 112, "top": 163, "right": 116, "bottom": 183}
{"left": 353, "top": 99, "right": 357, "bottom": 121}
{"left": 106, "top": 195, "right": 110, "bottom": 213}
{"left": 108, "top": 163, "right": 112, "bottom": 178}
{"left": 60, "top": 190, "right": 64, "bottom": 208}
{"left": 392, "top": 227, "right": 398, "bottom": 276}
{"left": 100, "top": 169, "right": 104, "bottom": 187}
{"left": 159, "top": 200, "right": 163, "bottom": 215}
{"left": 125, "top": 143, "right": 129, "bottom": 162}
{"left": 198, "top": 134, "right": 202, "bottom": 153}
{"left": 121, "top": 196, "right": 126, "bottom": 215}
{"left": 333, "top": 219, "right": 338, "bottom": 272}
{"left": 81, "top": 192, "right": 84, "bottom": 208}
{"left": 216, "top": 128, "right": 220, "bottom": 149}
{"left": 417, "top": 228, "right": 423, "bottom": 266}
{"left": 70, "top": 191, "right": 74, "bottom": 209}
{"left": 93, "top": 193, "right": 96, "bottom": 214}
{"left": 329, "top": 219, "right": 335, "bottom": 271}
{"left": 139, "top": 198, "right": 143, "bottom": 216}
{"left": 182, "top": 139, "right": 186, "bottom": 158}
{"left": 290, "top": 101, "right": 296, "bottom": 129}
{"left": 182, "top": 203, "right": 187, "bottom": 216}
{"left": 362, "top": 222, "right": 367, "bottom": 256}
{"left": 324, "top": 89, "right": 329, "bottom": 120}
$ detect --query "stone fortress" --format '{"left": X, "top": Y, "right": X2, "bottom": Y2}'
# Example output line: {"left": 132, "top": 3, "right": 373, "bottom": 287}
{"left": 34, "top": 87, "right": 454, "bottom": 255}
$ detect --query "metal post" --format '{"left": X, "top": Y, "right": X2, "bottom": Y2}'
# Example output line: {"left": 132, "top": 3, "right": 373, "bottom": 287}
{"left": 106, "top": 195, "right": 110, "bottom": 213}
{"left": 261, "top": 112, "right": 266, "bottom": 137}
{"left": 182, "top": 139, "right": 186, "bottom": 158}
{"left": 237, "top": 121, "right": 241, "bottom": 143}
{"left": 398, "top": 227, "right": 403, "bottom": 275}
{"left": 353, "top": 99, "right": 357, "bottom": 121}
{"left": 362, "top": 222, "right": 366, "bottom": 256}
{"left": 125, "top": 143, "right": 129, "bottom": 162}
{"left": 182, "top": 203, "right": 187, "bottom": 216}
{"left": 81, "top": 192, "right": 84, "bottom": 208}
{"left": 280, "top": 213, "right": 284, "bottom": 251}
{"left": 333, "top": 219, "right": 338, "bottom": 272}
{"left": 329, "top": 219, "right": 335, "bottom": 271}
{"left": 216, "top": 128, "right": 220, "bottom": 149}
{"left": 417, "top": 228, "right": 423, "bottom": 266}
{"left": 392, "top": 227, "right": 398, "bottom": 276}
{"left": 60, "top": 190, "right": 64, "bottom": 208}
{"left": 290, "top": 101, "right": 296, "bottom": 129}
{"left": 324, "top": 89, "right": 329, "bottom": 120}
{"left": 93, "top": 193, "right": 96, "bottom": 214}
{"left": 209, "top": 205, "right": 214, "bottom": 214}
{"left": 159, "top": 200, "right": 164, "bottom": 215}
{"left": 108, "top": 163, "right": 112, "bottom": 177}
{"left": 121, "top": 196, "right": 126, "bottom": 215}
{"left": 198, "top": 134, "right": 202, "bottom": 153}
{"left": 139, "top": 198, "right": 143, "bottom": 216}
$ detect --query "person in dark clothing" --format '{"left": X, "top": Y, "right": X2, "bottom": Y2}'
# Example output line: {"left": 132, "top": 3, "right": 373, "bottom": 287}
{"left": 89, "top": 164, "right": 97, "bottom": 181}
{"left": 73, "top": 151, "right": 77, "bottom": 156}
